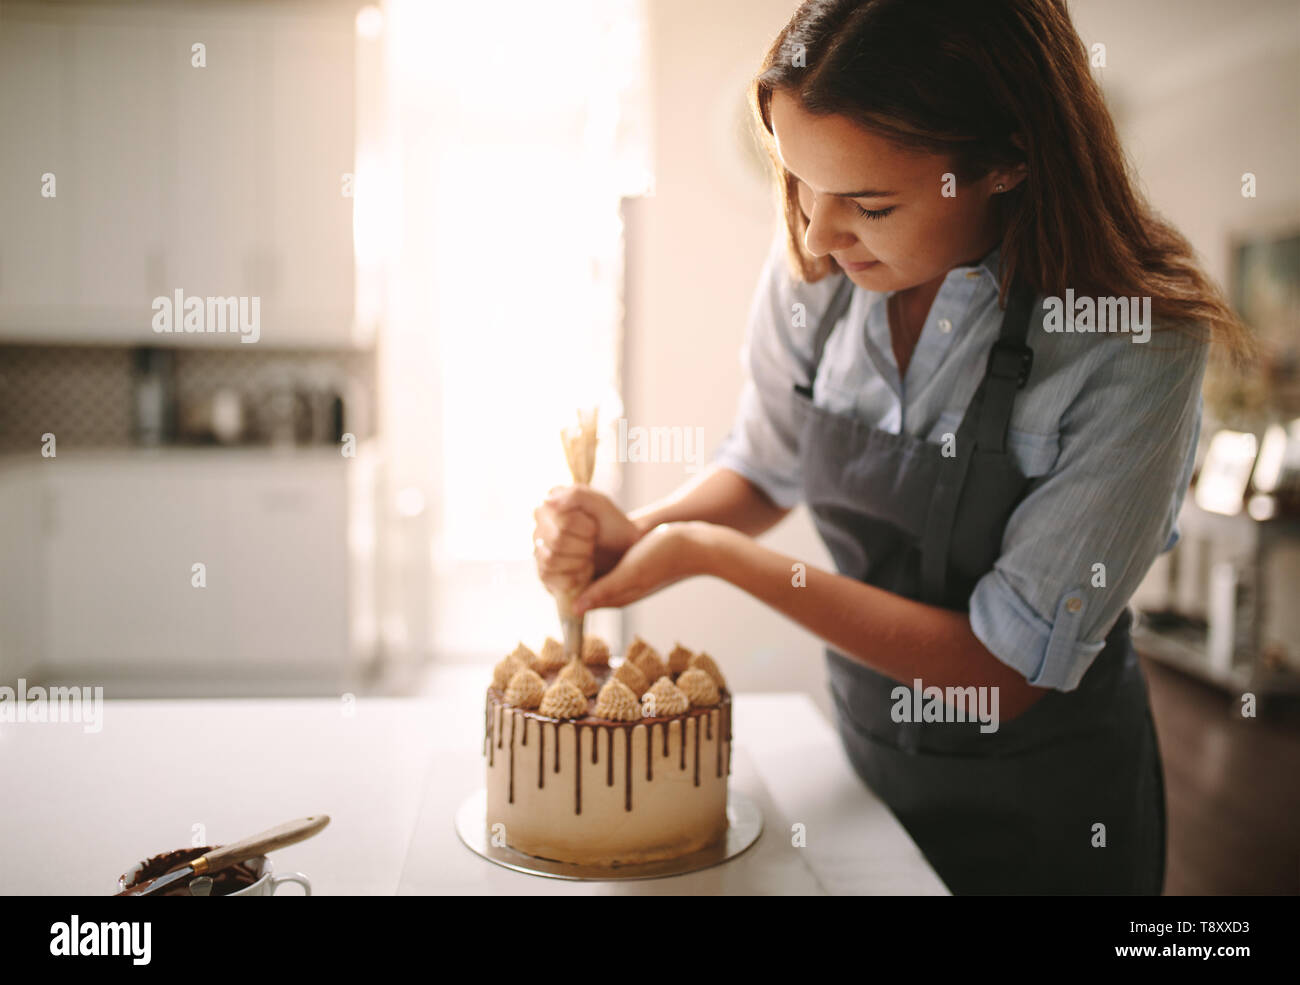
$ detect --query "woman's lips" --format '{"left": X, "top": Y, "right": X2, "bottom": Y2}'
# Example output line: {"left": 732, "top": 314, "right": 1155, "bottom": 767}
{"left": 839, "top": 258, "right": 879, "bottom": 272}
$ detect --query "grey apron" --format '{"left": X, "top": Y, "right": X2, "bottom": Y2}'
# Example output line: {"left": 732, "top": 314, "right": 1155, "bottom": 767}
{"left": 792, "top": 273, "right": 1166, "bottom": 895}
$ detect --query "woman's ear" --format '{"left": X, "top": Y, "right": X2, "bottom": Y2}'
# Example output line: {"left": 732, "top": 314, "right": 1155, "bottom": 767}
{"left": 997, "top": 133, "right": 1030, "bottom": 191}
{"left": 989, "top": 162, "right": 1029, "bottom": 194}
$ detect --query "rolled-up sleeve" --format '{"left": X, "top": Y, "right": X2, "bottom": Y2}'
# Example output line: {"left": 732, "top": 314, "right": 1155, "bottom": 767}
{"left": 714, "top": 378, "right": 804, "bottom": 509}
{"left": 969, "top": 330, "right": 1209, "bottom": 691}
{"left": 713, "top": 235, "right": 839, "bottom": 509}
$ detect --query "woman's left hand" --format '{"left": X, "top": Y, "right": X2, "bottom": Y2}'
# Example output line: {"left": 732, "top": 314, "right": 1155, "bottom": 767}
{"left": 571, "top": 521, "right": 714, "bottom": 615}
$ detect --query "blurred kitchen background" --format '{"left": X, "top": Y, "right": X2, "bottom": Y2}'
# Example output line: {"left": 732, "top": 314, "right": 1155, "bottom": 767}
{"left": 0, "top": 0, "right": 1296, "bottom": 891}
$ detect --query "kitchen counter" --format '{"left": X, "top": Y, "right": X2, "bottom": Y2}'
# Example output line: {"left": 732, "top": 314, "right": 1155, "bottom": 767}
{"left": 0, "top": 668, "right": 948, "bottom": 895}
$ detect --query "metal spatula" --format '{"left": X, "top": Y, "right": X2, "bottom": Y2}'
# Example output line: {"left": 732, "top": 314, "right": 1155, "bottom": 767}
{"left": 115, "top": 815, "right": 330, "bottom": 897}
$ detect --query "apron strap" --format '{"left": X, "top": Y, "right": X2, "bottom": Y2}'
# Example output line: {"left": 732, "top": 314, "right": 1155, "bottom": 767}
{"left": 919, "top": 280, "right": 1037, "bottom": 604}
{"left": 975, "top": 284, "right": 1037, "bottom": 454}
{"left": 793, "top": 274, "right": 855, "bottom": 396}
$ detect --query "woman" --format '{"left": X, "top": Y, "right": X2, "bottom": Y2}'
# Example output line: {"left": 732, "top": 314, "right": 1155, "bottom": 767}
{"left": 533, "top": 0, "right": 1247, "bottom": 894}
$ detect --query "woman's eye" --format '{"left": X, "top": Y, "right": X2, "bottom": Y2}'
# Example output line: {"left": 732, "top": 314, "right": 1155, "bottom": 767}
{"left": 854, "top": 203, "right": 895, "bottom": 220}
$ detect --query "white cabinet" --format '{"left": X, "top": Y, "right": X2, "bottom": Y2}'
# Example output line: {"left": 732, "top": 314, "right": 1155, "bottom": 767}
{"left": 2, "top": 450, "right": 376, "bottom": 693}
{"left": 264, "top": 20, "right": 357, "bottom": 345}
{"left": 0, "top": 12, "right": 75, "bottom": 324}
{"left": 0, "top": 464, "right": 47, "bottom": 682}
{"left": 160, "top": 19, "right": 265, "bottom": 315}
{"left": 66, "top": 13, "right": 169, "bottom": 328}
{"left": 0, "top": 1, "right": 360, "bottom": 347}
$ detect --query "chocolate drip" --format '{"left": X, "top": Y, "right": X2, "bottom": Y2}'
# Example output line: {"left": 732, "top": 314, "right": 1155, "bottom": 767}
{"left": 508, "top": 711, "right": 516, "bottom": 804}
{"left": 646, "top": 723, "right": 654, "bottom": 782}
{"left": 486, "top": 692, "right": 736, "bottom": 789}
{"left": 606, "top": 727, "right": 614, "bottom": 786}
{"left": 624, "top": 727, "right": 633, "bottom": 811}
{"left": 574, "top": 725, "right": 582, "bottom": 815}
{"left": 717, "top": 712, "right": 728, "bottom": 779}
{"left": 693, "top": 715, "right": 701, "bottom": 787}
{"left": 723, "top": 701, "right": 731, "bottom": 776}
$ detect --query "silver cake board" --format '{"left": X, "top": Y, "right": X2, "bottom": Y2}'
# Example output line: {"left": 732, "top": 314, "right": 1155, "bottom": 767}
{"left": 454, "top": 787, "right": 763, "bottom": 881}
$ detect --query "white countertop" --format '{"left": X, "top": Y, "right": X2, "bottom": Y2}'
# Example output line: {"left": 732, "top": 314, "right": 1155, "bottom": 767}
{"left": 0, "top": 668, "right": 947, "bottom": 895}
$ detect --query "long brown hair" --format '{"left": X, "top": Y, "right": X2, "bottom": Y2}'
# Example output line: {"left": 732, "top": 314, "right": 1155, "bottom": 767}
{"left": 752, "top": 0, "right": 1251, "bottom": 359}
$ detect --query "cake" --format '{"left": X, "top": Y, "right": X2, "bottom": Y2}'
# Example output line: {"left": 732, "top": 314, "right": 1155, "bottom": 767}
{"left": 483, "top": 636, "right": 732, "bottom": 865}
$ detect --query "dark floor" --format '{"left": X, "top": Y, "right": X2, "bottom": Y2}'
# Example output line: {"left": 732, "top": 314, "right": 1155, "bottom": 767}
{"left": 1141, "top": 655, "right": 1300, "bottom": 895}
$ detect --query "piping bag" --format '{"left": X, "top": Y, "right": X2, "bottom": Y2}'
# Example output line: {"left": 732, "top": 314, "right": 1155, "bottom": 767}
{"left": 556, "top": 407, "right": 599, "bottom": 660}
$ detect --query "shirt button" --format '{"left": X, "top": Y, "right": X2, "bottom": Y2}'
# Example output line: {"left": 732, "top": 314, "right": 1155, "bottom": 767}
{"left": 1065, "top": 597, "right": 1083, "bottom": 614}
{"left": 937, "top": 318, "right": 952, "bottom": 333}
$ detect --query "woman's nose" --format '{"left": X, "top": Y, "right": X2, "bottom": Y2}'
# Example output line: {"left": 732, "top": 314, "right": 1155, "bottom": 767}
{"left": 802, "top": 197, "right": 855, "bottom": 258}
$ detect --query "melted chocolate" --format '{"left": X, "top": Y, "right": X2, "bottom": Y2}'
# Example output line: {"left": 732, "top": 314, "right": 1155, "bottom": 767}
{"left": 715, "top": 709, "right": 722, "bottom": 778}
{"left": 121, "top": 847, "right": 260, "bottom": 897}
{"left": 506, "top": 712, "right": 517, "bottom": 805}
{"left": 606, "top": 727, "right": 614, "bottom": 787}
{"left": 693, "top": 715, "right": 701, "bottom": 787}
{"left": 646, "top": 722, "right": 654, "bottom": 782}
{"left": 575, "top": 725, "right": 582, "bottom": 815}
{"left": 724, "top": 701, "right": 732, "bottom": 776}
{"left": 624, "top": 728, "right": 633, "bottom": 811}
{"left": 508, "top": 711, "right": 517, "bottom": 804}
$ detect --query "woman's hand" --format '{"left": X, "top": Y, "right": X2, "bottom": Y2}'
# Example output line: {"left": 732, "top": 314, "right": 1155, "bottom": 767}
{"left": 571, "top": 521, "right": 715, "bottom": 615}
{"left": 532, "top": 485, "right": 642, "bottom": 598}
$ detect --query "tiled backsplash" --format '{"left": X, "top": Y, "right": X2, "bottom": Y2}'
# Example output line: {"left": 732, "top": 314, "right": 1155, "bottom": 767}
{"left": 0, "top": 344, "right": 376, "bottom": 453}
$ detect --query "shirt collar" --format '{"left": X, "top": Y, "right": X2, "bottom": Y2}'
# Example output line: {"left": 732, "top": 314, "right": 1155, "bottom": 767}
{"left": 860, "top": 241, "right": 1003, "bottom": 321}
{"left": 945, "top": 243, "right": 1003, "bottom": 290}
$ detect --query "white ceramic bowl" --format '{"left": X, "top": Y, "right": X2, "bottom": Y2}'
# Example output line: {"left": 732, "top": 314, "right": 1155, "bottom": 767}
{"left": 118, "top": 852, "right": 310, "bottom": 896}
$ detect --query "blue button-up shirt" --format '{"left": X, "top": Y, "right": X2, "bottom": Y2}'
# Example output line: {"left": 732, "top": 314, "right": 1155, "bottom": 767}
{"left": 715, "top": 234, "right": 1208, "bottom": 691}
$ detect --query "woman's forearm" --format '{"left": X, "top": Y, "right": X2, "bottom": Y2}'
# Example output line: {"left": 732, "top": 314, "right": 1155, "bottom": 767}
{"left": 628, "top": 464, "right": 790, "bottom": 539}
{"left": 696, "top": 523, "right": 1048, "bottom": 720}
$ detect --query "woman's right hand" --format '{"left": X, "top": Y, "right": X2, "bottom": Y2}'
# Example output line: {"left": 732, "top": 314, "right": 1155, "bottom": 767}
{"left": 532, "top": 486, "right": 642, "bottom": 598}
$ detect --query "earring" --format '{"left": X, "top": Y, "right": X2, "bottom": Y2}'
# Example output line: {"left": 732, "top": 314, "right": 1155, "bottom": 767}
{"left": 995, "top": 183, "right": 1005, "bottom": 192}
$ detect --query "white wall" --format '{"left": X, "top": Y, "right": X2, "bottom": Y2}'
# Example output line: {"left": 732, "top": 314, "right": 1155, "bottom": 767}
{"left": 1070, "top": 0, "right": 1300, "bottom": 284}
